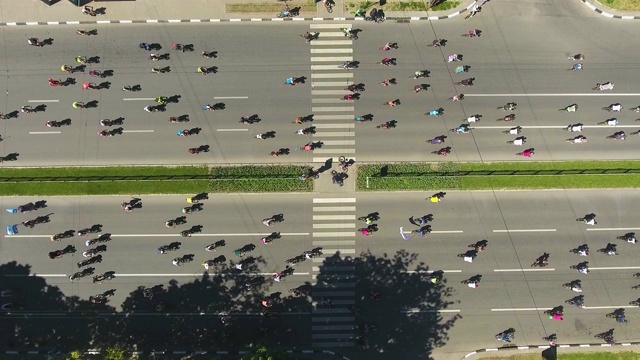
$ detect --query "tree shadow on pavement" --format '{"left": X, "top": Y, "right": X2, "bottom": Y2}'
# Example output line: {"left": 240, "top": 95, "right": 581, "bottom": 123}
{"left": 314, "top": 250, "right": 460, "bottom": 359}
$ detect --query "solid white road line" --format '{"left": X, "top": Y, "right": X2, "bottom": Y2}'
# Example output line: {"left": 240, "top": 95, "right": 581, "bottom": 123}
{"left": 313, "top": 124, "right": 355, "bottom": 129}
{"left": 313, "top": 215, "right": 356, "bottom": 221}
{"left": 494, "top": 268, "right": 556, "bottom": 272}
{"left": 310, "top": 24, "right": 353, "bottom": 29}
{"left": 217, "top": 128, "right": 249, "bottom": 132}
{"left": 122, "top": 130, "right": 154, "bottom": 133}
{"left": 312, "top": 233, "right": 356, "bottom": 238}
{"left": 7, "top": 232, "right": 310, "bottom": 238}
{"left": 475, "top": 125, "right": 640, "bottom": 129}
{"left": 313, "top": 206, "right": 357, "bottom": 212}
{"left": 313, "top": 223, "right": 356, "bottom": 229}
{"left": 6, "top": 272, "right": 310, "bottom": 278}
{"left": 213, "top": 96, "right": 248, "bottom": 99}
{"left": 465, "top": 93, "right": 640, "bottom": 97}
{"left": 313, "top": 157, "right": 356, "bottom": 163}
{"left": 311, "top": 48, "right": 353, "bottom": 53}
{"left": 311, "top": 56, "right": 353, "bottom": 62}
{"left": 312, "top": 81, "right": 352, "bottom": 87}
{"left": 313, "top": 114, "right": 354, "bottom": 120}
{"left": 314, "top": 132, "right": 355, "bottom": 137}
{"left": 493, "top": 229, "right": 556, "bottom": 233}
{"left": 492, "top": 306, "right": 636, "bottom": 311}
{"left": 28, "top": 99, "right": 59, "bottom": 103}
{"left": 313, "top": 148, "right": 356, "bottom": 154}
{"left": 29, "top": 131, "right": 61, "bottom": 135}
{"left": 313, "top": 198, "right": 356, "bottom": 203}
{"left": 311, "top": 73, "right": 353, "bottom": 79}
{"left": 587, "top": 228, "right": 640, "bottom": 231}
{"left": 123, "top": 98, "right": 155, "bottom": 101}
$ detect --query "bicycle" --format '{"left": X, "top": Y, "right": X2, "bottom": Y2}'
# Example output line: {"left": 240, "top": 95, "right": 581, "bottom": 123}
{"left": 323, "top": 0, "right": 334, "bottom": 13}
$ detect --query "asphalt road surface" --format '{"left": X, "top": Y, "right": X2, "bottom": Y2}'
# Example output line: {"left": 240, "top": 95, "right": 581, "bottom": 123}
{"left": 1, "top": 0, "right": 640, "bottom": 166}
{"left": 2, "top": 191, "right": 640, "bottom": 354}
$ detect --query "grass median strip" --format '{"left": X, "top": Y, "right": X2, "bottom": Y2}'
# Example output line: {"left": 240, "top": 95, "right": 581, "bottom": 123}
{"left": 357, "top": 162, "right": 640, "bottom": 191}
{"left": 346, "top": 0, "right": 462, "bottom": 11}
{"left": 599, "top": 0, "right": 640, "bottom": 11}
{"left": 226, "top": 2, "right": 316, "bottom": 13}
{"left": 0, "top": 166, "right": 312, "bottom": 195}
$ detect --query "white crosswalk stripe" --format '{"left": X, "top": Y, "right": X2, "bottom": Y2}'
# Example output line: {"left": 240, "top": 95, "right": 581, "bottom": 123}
{"left": 311, "top": 197, "right": 357, "bottom": 348}
{"left": 309, "top": 22, "right": 357, "bottom": 348}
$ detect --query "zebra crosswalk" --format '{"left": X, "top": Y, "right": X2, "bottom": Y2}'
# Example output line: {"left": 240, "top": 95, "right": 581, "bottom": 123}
{"left": 310, "top": 23, "right": 355, "bottom": 164}
{"left": 311, "top": 197, "right": 357, "bottom": 348}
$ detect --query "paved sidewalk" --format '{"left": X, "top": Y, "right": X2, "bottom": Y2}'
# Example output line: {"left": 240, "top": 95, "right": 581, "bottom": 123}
{"left": 0, "top": 0, "right": 476, "bottom": 24}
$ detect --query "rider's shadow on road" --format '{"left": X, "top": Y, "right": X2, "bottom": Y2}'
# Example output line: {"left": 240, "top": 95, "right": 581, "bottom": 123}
{"left": 85, "top": 100, "right": 99, "bottom": 109}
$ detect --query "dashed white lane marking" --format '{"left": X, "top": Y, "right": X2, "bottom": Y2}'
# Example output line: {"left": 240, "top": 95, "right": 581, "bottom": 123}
{"left": 401, "top": 230, "right": 463, "bottom": 234}
{"left": 587, "top": 228, "right": 640, "bottom": 231}
{"left": 313, "top": 198, "right": 356, "bottom": 203}
{"left": 122, "top": 130, "right": 154, "bottom": 133}
{"left": 404, "top": 309, "right": 461, "bottom": 313}
{"left": 28, "top": 99, "right": 59, "bottom": 103}
{"left": 29, "top": 131, "right": 61, "bottom": 134}
{"left": 494, "top": 268, "right": 556, "bottom": 272}
{"left": 493, "top": 229, "right": 556, "bottom": 233}
{"left": 590, "top": 266, "right": 640, "bottom": 270}
{"left": 466, "top": 93, "right": 640, "bottom": 97}
{"left": 217, "top": 129, "right": 249, "bottom": 132}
